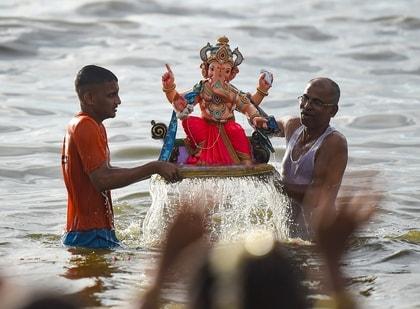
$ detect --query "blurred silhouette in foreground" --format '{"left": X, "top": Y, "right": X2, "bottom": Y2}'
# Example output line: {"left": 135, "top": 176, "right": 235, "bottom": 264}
{"left": 138, "top": 184, "right": 379, "bottom": 309}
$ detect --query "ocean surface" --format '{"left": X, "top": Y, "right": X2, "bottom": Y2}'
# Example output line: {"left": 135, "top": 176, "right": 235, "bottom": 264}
{"left": 1, "top": 0, "right": 420, "bottom": 308}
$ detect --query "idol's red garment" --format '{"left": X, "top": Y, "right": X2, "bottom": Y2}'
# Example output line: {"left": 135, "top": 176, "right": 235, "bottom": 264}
{"left": 61, "top": 112, "right": 114, "bottom": 232}
{"left": 182, "top": 116, "right": 251, "bottom": 165}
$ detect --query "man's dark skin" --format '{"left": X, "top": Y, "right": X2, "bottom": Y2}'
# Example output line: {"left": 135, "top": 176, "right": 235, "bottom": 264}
{"left": 276, "top": 78, "right": 348, "bottom": 234}
{"left": 79, "top": 79, "right": 181, "bottom": 191}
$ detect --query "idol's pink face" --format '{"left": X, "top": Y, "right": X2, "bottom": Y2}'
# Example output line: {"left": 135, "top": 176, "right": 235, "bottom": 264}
{"left": 208, "top": 62, "right": 232, "bottom": 83}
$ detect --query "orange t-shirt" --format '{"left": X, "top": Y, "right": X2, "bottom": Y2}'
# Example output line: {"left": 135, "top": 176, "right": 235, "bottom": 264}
{"left": 61, "top": 112, "right": 114, "bottom": 232}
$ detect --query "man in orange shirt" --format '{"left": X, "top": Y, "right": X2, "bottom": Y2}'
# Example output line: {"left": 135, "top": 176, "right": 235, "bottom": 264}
{"left": 61, "top": 65, "right": 180, "bottom": 248}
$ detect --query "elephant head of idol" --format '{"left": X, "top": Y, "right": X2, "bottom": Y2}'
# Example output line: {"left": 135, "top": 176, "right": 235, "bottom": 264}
{"left": 199, "top": 36, "right": 243, "bottom": 87}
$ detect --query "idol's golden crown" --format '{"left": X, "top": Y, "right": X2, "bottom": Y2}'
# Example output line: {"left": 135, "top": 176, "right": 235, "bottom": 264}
{"left": 200, "top": 36, "right": 243, "bottom": 67}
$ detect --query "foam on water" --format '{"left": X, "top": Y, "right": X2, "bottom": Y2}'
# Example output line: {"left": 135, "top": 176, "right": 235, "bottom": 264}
{"left": 141, "top": 173, "right": 290, "bottom": 247}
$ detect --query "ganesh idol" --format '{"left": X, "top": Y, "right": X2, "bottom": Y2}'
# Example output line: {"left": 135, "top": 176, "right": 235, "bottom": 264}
{"left": 161, "top": 36, "right": 272, "bottom": 166}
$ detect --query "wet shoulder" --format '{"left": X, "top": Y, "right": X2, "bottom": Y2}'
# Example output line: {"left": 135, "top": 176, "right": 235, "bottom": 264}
{"left": 326, "top": 130, "right": 347, "bottom": 146}
{"left": 321, "top": 129, "right": 348, "bottom": 156}
{"left": 70, "top": 114, "right": 101, "bottom": 135}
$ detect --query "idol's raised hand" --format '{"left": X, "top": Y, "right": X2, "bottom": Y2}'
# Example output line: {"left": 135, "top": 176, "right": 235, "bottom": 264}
{"left": 162, "top": 64, "right": 175, "bottom": 89}
{"left": 258, "top": 70, "right": 273, "bottom": 93}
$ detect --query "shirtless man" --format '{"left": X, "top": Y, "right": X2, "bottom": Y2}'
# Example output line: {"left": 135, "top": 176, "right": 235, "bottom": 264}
{"left": 276, "top": 77, "right": 348, "bottom": 238}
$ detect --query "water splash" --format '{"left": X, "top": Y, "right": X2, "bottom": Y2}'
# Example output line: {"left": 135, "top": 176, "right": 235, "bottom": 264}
{"left": 141, "top": 172, "right": 290, "bottom": 247}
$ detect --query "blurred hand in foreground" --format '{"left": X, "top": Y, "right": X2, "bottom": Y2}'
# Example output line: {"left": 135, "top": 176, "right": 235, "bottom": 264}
{"left": 312, "top": 183, "right": 381, "bottom": 309}
{"left": 314, "top": 191, "right": 379, "bottom": 263}
{"left": 139, "top": 208, "right": 207, "bottom": 309}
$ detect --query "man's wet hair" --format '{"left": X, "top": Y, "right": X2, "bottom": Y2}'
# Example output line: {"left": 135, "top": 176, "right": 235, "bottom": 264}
{"left": 75, "top": 65, "right": 117, "bottom": 98}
